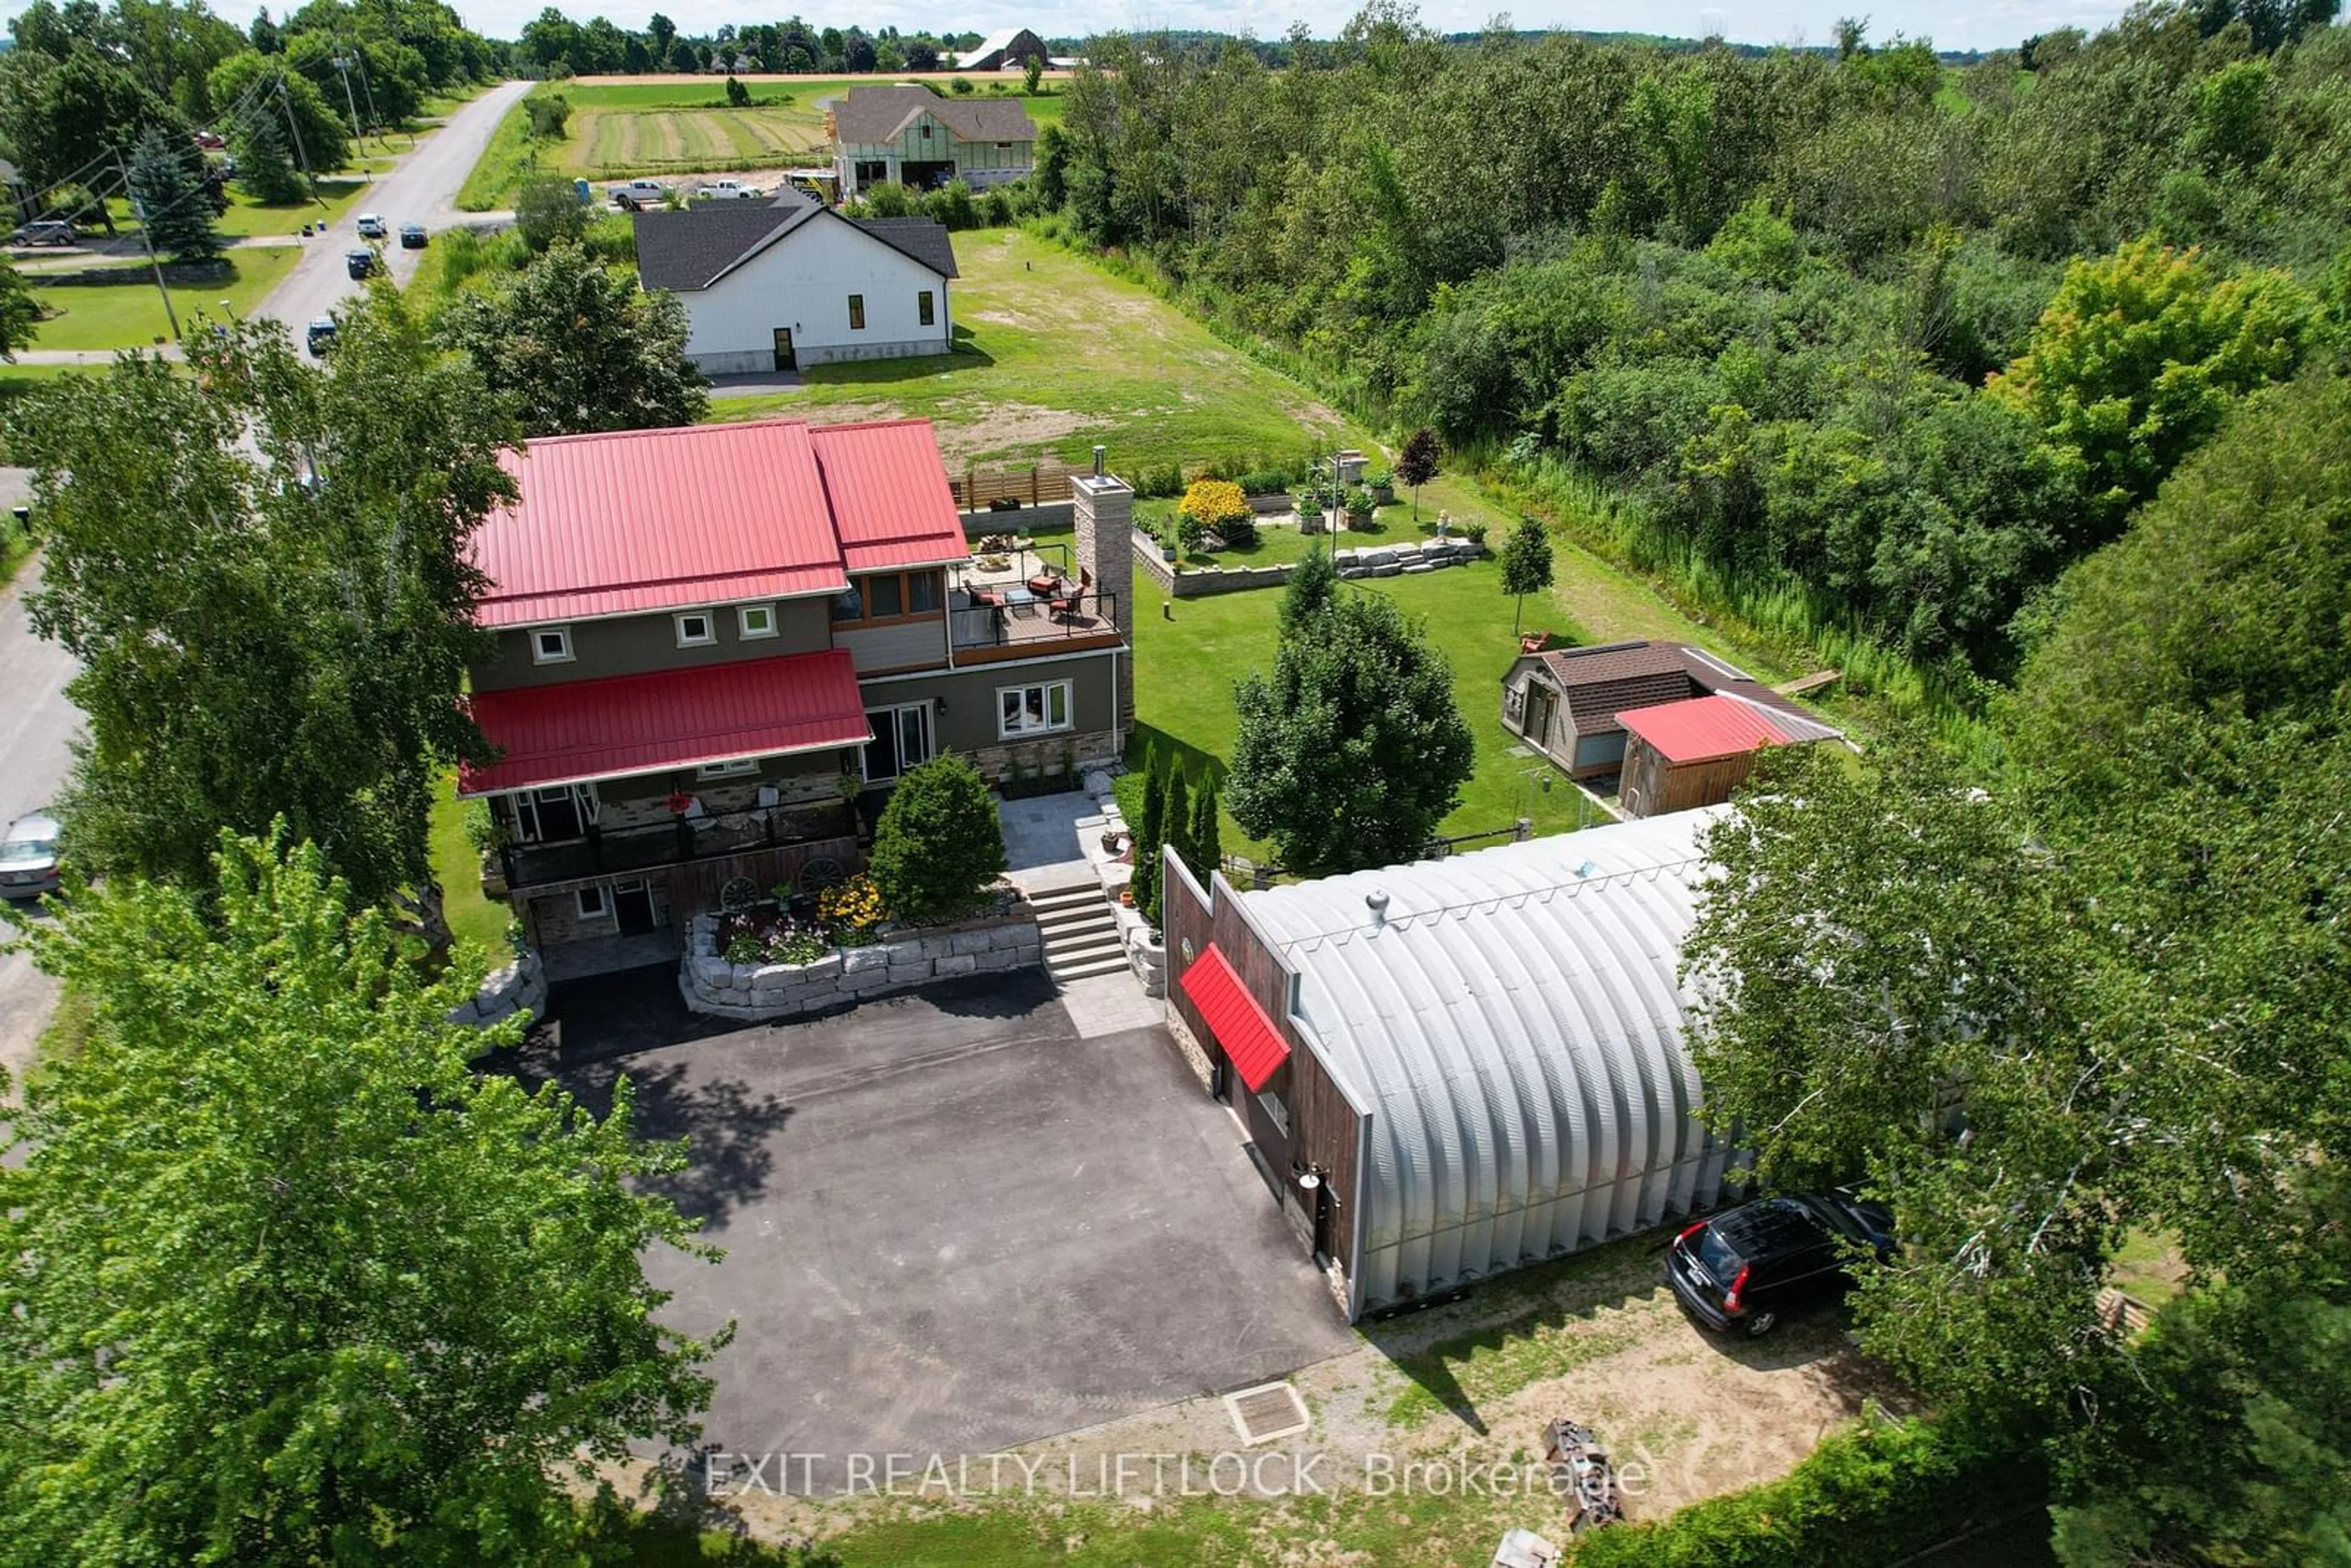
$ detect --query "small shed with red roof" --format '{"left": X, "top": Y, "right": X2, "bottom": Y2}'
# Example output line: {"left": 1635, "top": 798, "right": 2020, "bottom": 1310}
{"left": 1614, "top": 693, "right": 1842, "bottom": 817}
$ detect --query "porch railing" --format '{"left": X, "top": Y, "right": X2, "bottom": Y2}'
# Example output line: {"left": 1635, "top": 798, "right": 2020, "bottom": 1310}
{"left": 501, "top": 800, "right": 855, "bottom": 890}
{"left": 948, "top": 590, "right": 1121, "bottom": 651}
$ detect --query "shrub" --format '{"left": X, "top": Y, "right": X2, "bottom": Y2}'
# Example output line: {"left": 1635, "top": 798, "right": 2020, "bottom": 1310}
{"left": 522, "top": 93, "right": 571, "bottom": 139}
{"left": 1178, "top": 479, "right": 1252, "bottom": 550}
{"left": 817, "top": 872, "right": 888, "bottom": 935}
{"left": 724, "top": 75, "right": 751, "bottom": 108}
{"left": 951, "top": 75, "right": 975, "bottom": 94}
{"left": 461, "top": 800, "right": 508, "bottom": 854}
{"left": 516, "top": 175, "right": 588, "bottom": 253}
{"left": 869, "top": 755, "right": 1007, "bottom": 920}
{"left": 1463, "top": 519, "right": 1488, "bottom": 544}
{"left": 1237, "top": 468, "right": 1291, "bottom": 497}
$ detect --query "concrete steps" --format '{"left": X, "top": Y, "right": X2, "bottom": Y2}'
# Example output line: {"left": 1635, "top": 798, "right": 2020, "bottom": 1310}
{"left": 1029, "top": 882, "right": 1130, "bottom": 984}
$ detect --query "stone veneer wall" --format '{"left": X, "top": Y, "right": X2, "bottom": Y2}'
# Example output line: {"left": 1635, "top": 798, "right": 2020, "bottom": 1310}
{"left": 678, "top": 909, "right": 1043, "bottom": 1021}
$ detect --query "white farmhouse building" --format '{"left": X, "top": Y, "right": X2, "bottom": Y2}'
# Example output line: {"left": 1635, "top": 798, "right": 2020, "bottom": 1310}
{"left": 634, "top": 195, "right": 959, "bottom": 376}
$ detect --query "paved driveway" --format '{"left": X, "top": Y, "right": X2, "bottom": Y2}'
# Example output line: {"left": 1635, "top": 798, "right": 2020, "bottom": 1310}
{"left": 523, "top": 967, "right": 1355, "bottom": 1493}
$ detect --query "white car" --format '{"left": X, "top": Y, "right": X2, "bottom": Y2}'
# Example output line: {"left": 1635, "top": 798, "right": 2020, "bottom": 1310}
{"left": 0, "top": 811, "right": 62, "bottom": 900}
{"left": 694, "top": 179, "right": 763, "bottom": 200}
{"left": 355, "top": 212, "right": 387, "bottom": 239}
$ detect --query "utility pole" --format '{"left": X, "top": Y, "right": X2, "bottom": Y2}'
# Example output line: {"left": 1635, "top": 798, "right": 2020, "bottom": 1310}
{"left": 350, "top": 47, "right": 381, "bottom": 140}
{"left": 278, "top": 77, "right": 324, "bottom": 208}
{"left": 332, "top": 52, "right": 364, "bottom": 140}
{"left": 119, "top": 159, "right": 182, "bottom": 342}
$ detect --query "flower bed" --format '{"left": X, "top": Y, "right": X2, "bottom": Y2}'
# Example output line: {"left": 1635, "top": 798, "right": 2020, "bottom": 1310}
{"left": 680, "top": 884, "right": 1044, "bottom": 1021}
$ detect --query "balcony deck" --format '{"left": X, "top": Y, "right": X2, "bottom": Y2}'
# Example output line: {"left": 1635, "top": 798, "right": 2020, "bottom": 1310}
{"left": 503, "top": 800, "right": 855, "bottom": 891}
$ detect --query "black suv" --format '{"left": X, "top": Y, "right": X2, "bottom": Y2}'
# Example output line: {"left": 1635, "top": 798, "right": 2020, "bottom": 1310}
{"left": 1665, "top": 1190, "right": 1894, "bottom": 1338}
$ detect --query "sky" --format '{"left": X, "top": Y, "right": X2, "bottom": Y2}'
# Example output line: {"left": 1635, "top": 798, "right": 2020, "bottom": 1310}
{"left": 0, "top": 0, "right": 2142, "bottom": 58}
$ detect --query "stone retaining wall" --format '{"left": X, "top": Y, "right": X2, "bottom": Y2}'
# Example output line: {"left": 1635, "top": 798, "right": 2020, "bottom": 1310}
{"left": 1133, "top": 529, "right": 1488, "bottom": 598}
{"left": 678, "top": 908, "right": 1043, "bottom": 1021}
{"left": 448, "top": 950, "right": 548, "bottom": 1030}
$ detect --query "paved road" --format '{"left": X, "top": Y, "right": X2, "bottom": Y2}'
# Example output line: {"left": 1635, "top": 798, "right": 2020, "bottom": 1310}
{"left": 257, "top": 79, "right": 530, "bottom": 339}
{"left": 0, "top": 83, "right": 533, "bottom": 1089}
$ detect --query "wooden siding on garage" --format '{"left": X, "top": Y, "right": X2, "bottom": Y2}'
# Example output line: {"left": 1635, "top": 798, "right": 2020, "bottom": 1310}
{"left": 1162, "top": 852, "right": 1364, "bottom": 1282}
{"left": 1619, "top": 734, "right": 1766, "bottom": 818}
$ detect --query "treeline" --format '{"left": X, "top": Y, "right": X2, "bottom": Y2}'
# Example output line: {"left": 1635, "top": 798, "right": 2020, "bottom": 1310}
{"left": 1044, "top": 0, "right": 2349, "bottom": 686}
{"left": 1, "top": 0, "right": 500, "bottom": 209}
{"left": 514, "top": 12, "right": 1050, "bottom": 78}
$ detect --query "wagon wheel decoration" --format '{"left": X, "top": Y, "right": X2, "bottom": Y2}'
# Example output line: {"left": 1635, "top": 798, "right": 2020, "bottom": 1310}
{"left": 718, "top": 876, "right": 763, "bottom": 913}
{"left": 796, "top": 857, "right": 847, "bottom": 896}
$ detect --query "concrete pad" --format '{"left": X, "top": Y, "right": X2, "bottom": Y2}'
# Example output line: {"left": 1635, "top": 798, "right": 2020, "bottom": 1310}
{"left": 1057, "top": 970, "right": 1166, "bottom": 1038}
{"left": 997, "top": 788, "right": 1100, "bottom": 895}
{"left": 527, "top": 967, "right": 1352, "bottom": 1493}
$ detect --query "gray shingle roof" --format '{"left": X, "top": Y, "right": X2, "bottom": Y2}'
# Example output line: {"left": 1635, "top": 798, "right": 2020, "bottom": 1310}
{"left": 633, "top": 204, "right": 819, "bottom": 291}
{"left": 633, "top": 205, "right": 958, "bottom": 292}
{"left": 850, "top": 218, "right": 959, "bottom": 279}
{"left": 828, "top": 86, "right": 1036, "bottom": 147}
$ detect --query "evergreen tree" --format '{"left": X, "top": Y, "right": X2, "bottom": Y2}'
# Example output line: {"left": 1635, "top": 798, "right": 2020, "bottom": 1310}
{"left": 1158, "top": 765, "right": 1191, "bottom": 914}
{"left": 1, "top": 258, "right": 39, "bottom": 358}
{"left": 127, "top": 123, "right": 220, "bottom": 261}
{"left": 230, "top": 102, "right": 303, "bottom": 204}
{"left": 1278, "top": 545, "right": 1339, "bottom": 640}
{"left": 868, "top": 754, "right": 1005, "bottom": 920}
{"left": 1130, "top": 746, "right": 1164, "bottom": 926}
{"left": 1185, "top": 773, "right": 1222, "bottom": 883}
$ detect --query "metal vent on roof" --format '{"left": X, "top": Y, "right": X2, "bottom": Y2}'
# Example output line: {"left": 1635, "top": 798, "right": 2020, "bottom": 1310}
{"left": 1224, "top": 1381, "right": 1312, "bottom": 1446}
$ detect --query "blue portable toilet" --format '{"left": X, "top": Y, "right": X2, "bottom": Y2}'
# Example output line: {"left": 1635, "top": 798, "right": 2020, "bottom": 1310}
{"left": 574, "top": 178, "right": 592, "bottom": 206}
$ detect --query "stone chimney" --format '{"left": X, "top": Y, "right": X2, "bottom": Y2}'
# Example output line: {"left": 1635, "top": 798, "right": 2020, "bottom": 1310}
{"left": 1070, "top": 454, "right": 1135, "bottom": 740}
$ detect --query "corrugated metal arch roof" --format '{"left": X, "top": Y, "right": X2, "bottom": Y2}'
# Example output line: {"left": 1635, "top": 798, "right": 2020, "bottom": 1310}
{"left": 1241, "top": 811, "right": 1731, "bottom": 1311}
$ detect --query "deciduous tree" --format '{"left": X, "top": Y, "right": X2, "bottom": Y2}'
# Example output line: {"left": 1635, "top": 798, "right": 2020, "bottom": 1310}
{"left": 1396, "top": 427, "right": 1440, "bottom": 519}
{"left": 0, "top": 259, "right": 37, "bottom": 358}
{"left": 9, "top": 291, "right": 516, "bottom": 943}
{"left": 868, "top": 753, "right": 1007, "bottom": 920}
{"left": 1226, "top": 592, "right": 1475, "bottom": 875}
{"left": 436, "top": 238, "right": 707, "bottom": 435}
{"left": 1498, "top": 514, "right": 1553, "bottom": 632}
{"left": 0, "top": 833, "right": 722, "bottom": 1564}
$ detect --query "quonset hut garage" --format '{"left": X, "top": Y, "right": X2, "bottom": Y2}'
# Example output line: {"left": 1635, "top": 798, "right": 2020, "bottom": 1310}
{"left": 1163, "top": 811, "right": 1732, "bottom": 1319}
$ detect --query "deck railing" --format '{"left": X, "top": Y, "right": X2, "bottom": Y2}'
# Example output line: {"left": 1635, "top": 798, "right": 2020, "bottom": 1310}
{"left": 502, "top": 800, "right": 855, "bottom": 890}
{"left": 948, "top": 589, "right": 1121, "bottom": 652}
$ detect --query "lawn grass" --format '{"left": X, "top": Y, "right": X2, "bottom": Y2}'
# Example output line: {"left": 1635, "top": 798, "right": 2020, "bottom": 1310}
{"left": 460, "top": 77, "right": 1066, "bottom": 208}
{"left": 1128, "top": 547, "right": 1615, "bottom": 864}
{"left": 24, "top": 247, "right": 299, "bottom": 351}
{"left": 719, "top": 228, "right": 1365, "bottom": 479}
{"left": 426, "top": 773, "right": 514, "bottom": 958}
{"left": 212, "top": 175, "right": 371, "bottom": 238}
{"left": 2107, "top": 1228, "right": 2189, "bottom": 1304}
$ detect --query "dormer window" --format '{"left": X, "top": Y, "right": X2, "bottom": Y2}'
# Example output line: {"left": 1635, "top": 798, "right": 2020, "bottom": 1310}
{"left": 531, "top": 626, "right": 572, "bottom": 664}
{"left": 675, "top": 610, "right": 716, "bottom": 648}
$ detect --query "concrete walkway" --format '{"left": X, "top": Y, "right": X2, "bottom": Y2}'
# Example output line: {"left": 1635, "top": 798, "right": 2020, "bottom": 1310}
{"left": 996, "top": 786, "right": 1098, "bottom": 895}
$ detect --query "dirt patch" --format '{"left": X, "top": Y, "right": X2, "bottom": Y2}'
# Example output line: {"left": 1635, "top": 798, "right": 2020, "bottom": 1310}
{"left": 930, "top": 399, "right": 1095, "bottom": 463}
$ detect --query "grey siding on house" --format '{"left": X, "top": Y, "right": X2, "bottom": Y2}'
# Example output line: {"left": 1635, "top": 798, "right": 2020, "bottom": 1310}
{"left": 864, "top": 650, "right": 1117, "bottom": 753}
{"left": 474, "top": 598, "right": 833, "bottom": 691}
{"left": 834, "top": 617, "right": 948, "bottom": 674}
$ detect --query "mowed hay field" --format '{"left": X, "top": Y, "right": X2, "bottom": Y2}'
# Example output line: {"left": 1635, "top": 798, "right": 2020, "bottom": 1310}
{"left": 721, "top": 227, "right": 1362, "bottom": 477}
{"left": 540, "top": 77, "right": 1065, "bottom": 182}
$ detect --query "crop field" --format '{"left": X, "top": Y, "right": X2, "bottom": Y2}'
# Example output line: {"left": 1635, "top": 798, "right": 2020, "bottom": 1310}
{"left": 465, "top": 76, "right": 1067, "bottom": 199}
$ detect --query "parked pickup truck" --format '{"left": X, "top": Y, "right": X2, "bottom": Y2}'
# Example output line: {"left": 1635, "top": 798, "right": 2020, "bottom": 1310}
{"left": 605, "top": 179, "right": 671, "bottom": 209}
{"left": 693, "top": 179, "right": 765, "bottom": 200}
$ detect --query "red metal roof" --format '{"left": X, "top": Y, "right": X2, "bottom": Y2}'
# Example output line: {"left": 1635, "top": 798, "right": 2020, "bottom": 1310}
{"left": 811, "top": 419, "right": 972, "bottom": 573}
{"left": 473, "top": 418, "right": 965, "bottom": 629}
{"left": 1615, "top": 694, "right": 1795, "bottom": 766}
{"left": 459, "top": 650, "right": 869, "bottom": 796}
{"left": 1179, "top": 943, "right": 1292, "bottom": 1093}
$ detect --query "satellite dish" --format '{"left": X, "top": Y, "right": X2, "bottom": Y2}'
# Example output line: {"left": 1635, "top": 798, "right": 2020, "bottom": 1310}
{"left": 1297, "top": 1172, "right": 1321, "bottom": 1191}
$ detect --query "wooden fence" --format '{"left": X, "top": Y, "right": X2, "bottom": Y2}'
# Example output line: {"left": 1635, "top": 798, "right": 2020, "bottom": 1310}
{"left": 951, "top": 463, "right": 1081, "bottom": 511}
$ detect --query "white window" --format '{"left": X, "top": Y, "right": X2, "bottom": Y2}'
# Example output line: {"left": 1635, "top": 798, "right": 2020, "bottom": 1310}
{"left": 675, "top": 610, "right": 716, "bottom": 648}
{"left": 531, "top": 626, "right": 572, "bottom": 664}
{"left": 737, "top": 603, "right": 777, "bottom": 639}
{"left": 861, "top": 702, "right": 936, "bottom": 782}
{"left": 576, "top": 884, "right": 610, "bottom": 920}
{"left": 998, "top": 680, "right": 1072, "bottom": 738}
{"left": 697, "top": 758, "right": 759, "bottom": 779}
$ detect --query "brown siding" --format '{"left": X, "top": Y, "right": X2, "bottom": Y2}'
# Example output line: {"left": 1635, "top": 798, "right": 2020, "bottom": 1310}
{"left": 473, "top": 598, "right": 833, "bottom": 691}
{"left": 1621, "top": 738, "right": 1764, "bottom": 818}
{"left": 1163, "top": 853, "right": 1363, "bottom": 1282}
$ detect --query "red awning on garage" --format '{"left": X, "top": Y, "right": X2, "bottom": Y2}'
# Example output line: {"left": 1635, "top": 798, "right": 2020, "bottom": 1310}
{"left": 459, "top": 650, "right": 871, "bottom": 797}
{"left": 1180, "top": 942, "right": 1291, "bottom": 1092}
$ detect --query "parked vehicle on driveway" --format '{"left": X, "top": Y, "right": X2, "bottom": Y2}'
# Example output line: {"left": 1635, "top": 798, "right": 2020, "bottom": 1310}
{"left": 398, "top": 223, "right": 427, "bottom": 248}
{"left": 355, "top": 212, "right": 388, "bottom": 238}
{"left": 345, "top": 247, "right": 377, "bottom": 279}
{"left": 7, "top": 220, "right": 78, "bottom": 247}
{"left": 0, "top": 811, "right": 63, "bottom": 900}
{"left": 693, "top": 179, "right": 763, "bottom": 200}
{"left": 1665, "top": 1190, "right": 1894, "bottom": 1338}
{"left": 606, "top": 179, "right": 670, "bottom": 209}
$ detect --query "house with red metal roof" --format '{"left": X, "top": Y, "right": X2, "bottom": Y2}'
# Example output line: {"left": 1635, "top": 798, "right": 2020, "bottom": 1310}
{"left": 461, "top": 416, "right": 1134, "bottom": 973}
{"left": 1499, "top": 639, "right": 1839, "bottom": 792}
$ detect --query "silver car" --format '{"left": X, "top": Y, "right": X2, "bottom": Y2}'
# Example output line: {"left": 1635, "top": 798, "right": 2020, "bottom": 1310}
{"left": 0, "top": 811, "right": 62, "bottom": 899}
